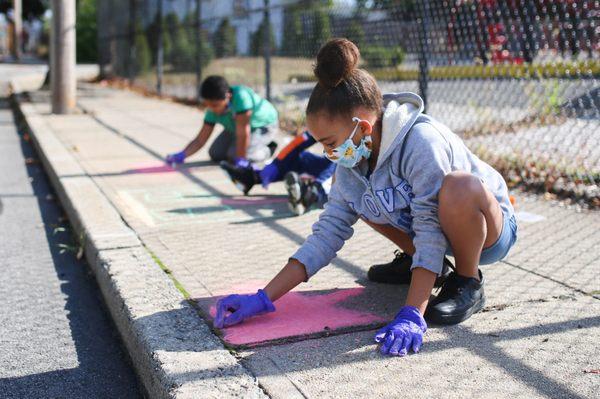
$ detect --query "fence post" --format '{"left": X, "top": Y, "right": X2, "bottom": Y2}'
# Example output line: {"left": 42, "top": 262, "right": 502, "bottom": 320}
{"left": 50, "top": 0, "right": 76, "bottom": 114}
{"left": 263, "top": 0, "right": 272, "bottom": 102}
{"left": 195, "top": 0, "right": 202, "bottom": 103}
{"left": 156, "top": 0, "right": 164, "bottom": 96}
{"left": 12, "top": 0, "right": 21, "bottom": 60}
{"left": 417, "top": 0, "right": 430, "bottom": 112}
{"left": 128, "top": 0, "right": 137, "bottom": 84}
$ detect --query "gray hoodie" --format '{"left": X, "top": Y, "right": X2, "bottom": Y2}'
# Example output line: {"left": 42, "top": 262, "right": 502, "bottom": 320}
{"left": 292, "top": 92, "right": 515, "bottom": 278}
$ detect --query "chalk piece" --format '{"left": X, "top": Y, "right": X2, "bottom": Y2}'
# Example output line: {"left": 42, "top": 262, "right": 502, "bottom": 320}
{"left": 515, "top": 211, "right": 546, "bottom": 223}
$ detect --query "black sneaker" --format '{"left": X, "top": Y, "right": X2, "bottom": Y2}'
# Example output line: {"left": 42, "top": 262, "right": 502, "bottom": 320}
{"left": 284, "top": 172, "right": 322, "bottom": 215}
{"left": 367, "top": 250, "right": 453, "bottom": 287}
{"left": 425, "top": 270, "right": 486, "bottom": 325}
{"left": 220, "top": 161, "right": 259, "bottom": 195}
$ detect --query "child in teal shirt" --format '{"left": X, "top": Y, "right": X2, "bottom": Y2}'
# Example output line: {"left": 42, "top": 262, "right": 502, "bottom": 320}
{"left": 166, "top": 76, "right": 279, "bottom": 166}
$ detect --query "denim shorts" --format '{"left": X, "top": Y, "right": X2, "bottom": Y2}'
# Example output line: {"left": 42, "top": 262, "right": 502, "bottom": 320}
{"left": 445, "top": 212, "right": 518, "bottom": 265}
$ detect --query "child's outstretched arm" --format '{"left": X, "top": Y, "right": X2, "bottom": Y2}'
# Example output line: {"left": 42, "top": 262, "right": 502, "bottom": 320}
{"left": 264, "top": 259, "right": 308, "bottom": 301}
{"left": 215, "top": 182, "right": 358, "bottom": 328}
{"left": 166, "top": 123, "right": 214, "bottom": 164}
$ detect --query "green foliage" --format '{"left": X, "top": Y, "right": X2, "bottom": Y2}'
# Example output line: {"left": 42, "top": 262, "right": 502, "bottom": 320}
{"left": 309, "top": 7, "right": 331, "bottom": 56}
{"left": 345, "top": 19, "right": 365, "bottom": 48}
{"left": 75, "top": 0, "right": 97, "bottom": 63}
{"left": 163, "top": 12, "right": 213, "bottom": 71}
{"left": 134, "top": 32, "right": 152, "bottom": 75}
{"left": 361, "top": 46, "right": 405, "bottom": 68}
{"left": 250, "top": 18, "right": 276, "bottom": 56}
{"left": 281, "top": 9, "right": 303, "bottom": 56}
{"left": 0, "top": 0, "right": 46, "bottom": 18}
{"left": 146, "top": 13, "right": 172, "bottom": 63}
{"left": 198, "top": 33, "right": 215, "bottom": 69}
{"left": 356, "top": 0, "right": 417, "bottom": 20}
{"left": 213, "top": 18, "right": 237, "bottom": 58}
{"left": 281, "top": 3, "right": 332, "bottom": 58}
{"left": 169, "top": 22, "right": 195, "bottom": 71}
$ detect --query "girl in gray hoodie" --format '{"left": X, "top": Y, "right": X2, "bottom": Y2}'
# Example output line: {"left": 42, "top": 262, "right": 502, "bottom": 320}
{"left": 215, "top": 39, "right": 517, "bottom": 357}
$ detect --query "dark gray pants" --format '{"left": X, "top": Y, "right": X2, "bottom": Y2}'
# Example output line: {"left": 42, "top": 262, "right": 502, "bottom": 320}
{"left": 208, "top": 125, "right": 277, "bottom": 163}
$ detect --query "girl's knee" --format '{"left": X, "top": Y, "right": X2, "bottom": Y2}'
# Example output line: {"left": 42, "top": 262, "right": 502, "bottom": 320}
{"left": 439, "top": 172, "right": 484, "bottom": 211}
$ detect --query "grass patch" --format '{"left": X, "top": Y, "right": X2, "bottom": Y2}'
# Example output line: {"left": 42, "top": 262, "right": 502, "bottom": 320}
{"left": 146, "top": 247, "right": 191, "bottom": 299}
{"left": 135, "top": 56, "right": 315, "bottom": 88}
{"left": 291, "top": 59, "right": 600, "bottom": 82}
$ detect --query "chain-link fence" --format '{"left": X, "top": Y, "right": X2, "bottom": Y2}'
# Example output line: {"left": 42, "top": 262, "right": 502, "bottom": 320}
{"left": 97, "top": 0, "right": 599, "bottom": 208}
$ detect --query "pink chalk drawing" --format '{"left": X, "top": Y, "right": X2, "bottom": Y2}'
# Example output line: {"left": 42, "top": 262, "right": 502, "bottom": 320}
{"left": 207, "top": 283, "right": 385, "bottom": 346}
{"left": 221, "top": 196, "right": 288, "bottom": 206}
{"left": 128, "top": 163, "right": 176, "bottom": 174}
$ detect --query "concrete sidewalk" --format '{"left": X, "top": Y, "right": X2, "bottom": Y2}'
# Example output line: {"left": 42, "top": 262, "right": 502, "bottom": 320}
{"left": 17, "top": 83, "right": 600, "bottom": 398}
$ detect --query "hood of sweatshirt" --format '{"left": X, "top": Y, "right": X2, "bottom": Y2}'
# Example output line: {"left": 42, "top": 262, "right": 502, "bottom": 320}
{"left": 374, "top": 92, "right": 425, "bottom": 170}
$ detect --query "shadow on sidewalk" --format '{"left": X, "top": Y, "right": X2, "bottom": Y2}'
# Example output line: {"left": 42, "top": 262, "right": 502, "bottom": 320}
{"left": 148, "top": 300, "right": 597, "bottom": 399}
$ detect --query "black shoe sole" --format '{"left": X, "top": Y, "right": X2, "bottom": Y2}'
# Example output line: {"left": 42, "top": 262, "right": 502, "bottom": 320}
{"left": 425, "top": 296, "right": 486, "bottom": 325}
{"left": 367, "top": 265, "right": 451, "bottom": 287}
{"left": 219, "top": 161, "right": 253, "bottom": 196}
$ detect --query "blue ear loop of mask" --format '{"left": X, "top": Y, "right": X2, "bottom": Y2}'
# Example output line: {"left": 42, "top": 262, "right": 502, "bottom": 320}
{"left": 324, "top": 117, "right": 373, "bottom": 168}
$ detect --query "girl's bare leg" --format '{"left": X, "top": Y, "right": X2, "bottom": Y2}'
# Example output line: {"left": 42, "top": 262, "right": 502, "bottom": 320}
{"left": 438, "top": 171, "right": 504, "bottom": 280}
{"left": 364, "top": 171, "right": 503, "bottom": 281}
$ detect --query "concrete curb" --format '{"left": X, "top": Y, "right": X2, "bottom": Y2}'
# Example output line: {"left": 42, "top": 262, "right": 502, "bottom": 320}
{"left": 11, "top": 88, "right": 267, "bottom": 398}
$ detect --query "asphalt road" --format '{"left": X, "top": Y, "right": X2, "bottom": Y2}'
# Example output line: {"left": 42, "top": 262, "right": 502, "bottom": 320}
{"left": 0, "top": 98, "right": 143, "bottom": 399}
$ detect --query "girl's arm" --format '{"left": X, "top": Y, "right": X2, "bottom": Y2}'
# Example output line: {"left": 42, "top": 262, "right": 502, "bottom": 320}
{"left": 263, "top": 259, "right": 308, "bottom": 302}
{"left": 405, "top": 267, "right": 436, "bottom": 314}
{"left": 215, "top": 179, "right": 358, "bottom": 328}
{"left": 184, "top": 123, "right": 215, "bottom": 156}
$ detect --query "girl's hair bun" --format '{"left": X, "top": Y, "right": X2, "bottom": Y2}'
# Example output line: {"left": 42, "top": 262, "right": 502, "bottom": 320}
{"left": 313, "top": 38, "right": 360, "bottom": 88}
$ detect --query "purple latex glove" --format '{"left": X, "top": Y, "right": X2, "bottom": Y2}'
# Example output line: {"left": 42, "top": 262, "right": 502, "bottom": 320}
{"left": 374, "top": 305, "right": 427, "bottom": 356}
{"left": 234, "top": 157, "right": 251, "bottom": 169}
{"left": 258, "top": 160, "right": 280, "bottom": 188}
{"left": 166, "top": 150, "right": 186, "bottom": 165}
{"left": 214, "top": 289, "right": 275, "bottom": 328}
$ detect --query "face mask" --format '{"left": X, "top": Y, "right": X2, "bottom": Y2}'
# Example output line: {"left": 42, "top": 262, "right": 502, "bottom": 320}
{"left": 324, "top": 117, "right": 373, "bottom": 168}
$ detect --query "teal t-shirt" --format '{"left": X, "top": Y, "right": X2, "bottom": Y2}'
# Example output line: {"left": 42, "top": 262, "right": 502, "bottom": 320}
{"left": 203, "top": 85, "right": 278, "bottom": 133}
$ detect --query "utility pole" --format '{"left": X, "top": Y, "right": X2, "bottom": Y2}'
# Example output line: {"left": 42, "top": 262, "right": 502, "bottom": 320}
{"left": 128, "top": 0, "right": 137, "bottom": 84}
{"left": 263, "top": 0, "right": 271, "bottom": 102}
{"left": 156, "top": 0, "right": 164, "bottom": 96}
{"left": 12, "top": 0, "right": 21, "bottom": 60}
{"left": 51, "top": 0, "right": 76, "bottom": 114}
{"left": 195, "top": 0, "right": 202, "bottom": 103}
{"left": 417, "top": 0, "right": 430, "bottom": 113}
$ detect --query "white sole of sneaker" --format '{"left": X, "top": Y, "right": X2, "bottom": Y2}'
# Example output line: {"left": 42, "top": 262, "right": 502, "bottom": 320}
{"left": 285, "top": 173, "right": 305, "bottom": 216}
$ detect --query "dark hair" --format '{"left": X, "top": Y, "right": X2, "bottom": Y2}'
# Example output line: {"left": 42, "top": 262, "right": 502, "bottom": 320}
{"left": 200, "top": 75, "right": 230, "bottom": 100}
{"left": 306, "top": 38, "right": 382, "bottom": 118}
